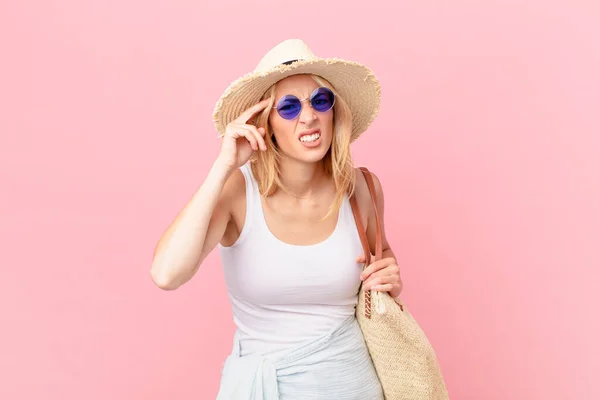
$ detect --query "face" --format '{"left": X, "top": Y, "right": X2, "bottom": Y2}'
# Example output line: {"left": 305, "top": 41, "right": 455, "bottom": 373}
{"left": 268, "top": 74, "right": 335, "bottom": 164}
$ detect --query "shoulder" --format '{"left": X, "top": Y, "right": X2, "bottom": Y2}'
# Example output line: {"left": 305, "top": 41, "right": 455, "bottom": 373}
{"left": 227, "top": 166, "right": 246, "bottom": 191}
{"left": 214, "top": 165, "right": 247, "bottom": 221}
{"left": 353, "top": 166, "right": 385, "bottom": 217}
{"left": 352, "top": 167, "right": 391, "bottom": 253}
{"left": 217, "top": 166, "right": 248, "bottom": 246}
{"left": 354, "top": 168, "right": 383, "bottom": 227}
{"left": 222, "top": 166, "right": 247, "bottom": 208}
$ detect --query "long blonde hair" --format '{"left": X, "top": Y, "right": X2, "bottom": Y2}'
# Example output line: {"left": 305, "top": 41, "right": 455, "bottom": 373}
{"left": 250, "top": 74, "right": 355, "bottom": 218}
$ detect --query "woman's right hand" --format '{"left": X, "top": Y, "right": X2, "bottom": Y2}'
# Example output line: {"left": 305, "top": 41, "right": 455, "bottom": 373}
{"left": 216, "top": 99, "right": 270, "bottom": 171}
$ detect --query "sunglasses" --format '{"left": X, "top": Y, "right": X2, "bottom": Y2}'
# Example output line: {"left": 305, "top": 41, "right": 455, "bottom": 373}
{"left": 273, "top": 87, "right": 336, "bottom": 120}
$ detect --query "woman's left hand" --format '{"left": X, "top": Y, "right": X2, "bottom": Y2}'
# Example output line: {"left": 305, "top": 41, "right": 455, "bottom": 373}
{"left": 357, "top": 255, "right": 403, "bottom": 298}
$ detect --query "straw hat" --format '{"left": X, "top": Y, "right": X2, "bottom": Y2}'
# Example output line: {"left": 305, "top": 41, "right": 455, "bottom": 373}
{"left": 212, "top": 39, "right": 381, "bottom": 142}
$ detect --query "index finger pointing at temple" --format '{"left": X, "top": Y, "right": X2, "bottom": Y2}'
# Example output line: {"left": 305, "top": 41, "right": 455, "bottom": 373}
{"left": 234, "top": 99, "right": 271, "bottom": 124}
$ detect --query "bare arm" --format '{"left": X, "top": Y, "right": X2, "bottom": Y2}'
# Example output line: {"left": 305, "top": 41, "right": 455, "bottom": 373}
{"left": 150, "top": 160, "right": 236, "bottom": 290}
{"left": 366, "top": 171, "right": 396, "bottom": 260}
{"left": 150, "top": 99, "right": 269, "bottom": 290}
{"left": 354, "top": 168, "right": 394, "bottom": 257}
{"left": 358, "top": 169, "right": 404, "bottom": 298}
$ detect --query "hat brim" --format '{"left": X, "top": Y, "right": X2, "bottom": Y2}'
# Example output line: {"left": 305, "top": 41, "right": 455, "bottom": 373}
{"left": 212, "top": 57, "right": 381, "bottom": 142}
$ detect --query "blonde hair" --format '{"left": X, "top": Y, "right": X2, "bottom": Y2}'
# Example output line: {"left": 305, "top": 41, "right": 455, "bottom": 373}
{"left": 249, "top": 74, "right": 356, "bottom": 218}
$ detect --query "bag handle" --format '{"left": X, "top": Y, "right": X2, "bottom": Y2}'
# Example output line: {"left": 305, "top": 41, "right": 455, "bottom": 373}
{"left": 361, "top": 167, "right": 383, "bottom": 260}
{"left": 349, "top": 167, "right": 384, "bottom": 319}
{"left": 350, "top": 167, "right": 404, "bottom": 316}
{"left": 349, "top": 167, "right": 382, "bottom": 265}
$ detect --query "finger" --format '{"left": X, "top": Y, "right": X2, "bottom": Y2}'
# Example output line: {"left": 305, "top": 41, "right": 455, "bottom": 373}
{"left": 364, "top": 267, "right": 397, "bottom": 283}
{"left": 372, "top": 283, "right": 394, "bottom": 292}
{"left": 359, "top": 259, "right": 388, "bottom": 281}
{"left": 362, "top": 277, "right": 378, "bottom": 290}
{"left": 363, "top": 274, "right": 397, "bottom": 290}
{"left": 242, "top": 130, "right": 259, "bottom": 151}
{"left": 241, "top": 124, "right": 267, "bottom": 151}
{"left": 356, "top": 254, "right": 366, "bottom": 263}
{"left": 229, "top": 128, "right": 258, "bottom": 151}
{"left": 235, "top": 99, "right": 271, "bottom": 124}
{"left": 361, "top": 258, "right": 398, "bottom": 281}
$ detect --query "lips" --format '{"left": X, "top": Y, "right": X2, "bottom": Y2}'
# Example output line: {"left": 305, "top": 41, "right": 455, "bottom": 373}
{"left": 298, "top": 129, "right": 321, "bottom": 143}
{"left": 297, "top": 129, "right": 322, "bottom": 148}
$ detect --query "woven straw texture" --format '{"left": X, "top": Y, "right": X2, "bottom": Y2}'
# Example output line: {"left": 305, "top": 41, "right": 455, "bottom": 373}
{"left": 351, "top": 167, "right": 449, "bottom": 400}
{"left": 356, "top": 289, "right": 449, "bottom": 400}
{"left": 212, "top": 39, "right": 381, "bottom": 142}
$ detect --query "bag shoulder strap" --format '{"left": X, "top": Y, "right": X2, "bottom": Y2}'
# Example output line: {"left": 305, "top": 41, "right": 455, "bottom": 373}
{"left": 350, "top": 168, "right": 405, "bottom": 314}
{"left": 349, "top": 166, "right": 383, "bottom": 265}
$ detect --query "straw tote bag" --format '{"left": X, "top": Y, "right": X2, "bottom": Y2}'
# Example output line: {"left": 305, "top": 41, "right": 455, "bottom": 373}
{"left": 349, "top": 167, "right": 450, "bottom": 400}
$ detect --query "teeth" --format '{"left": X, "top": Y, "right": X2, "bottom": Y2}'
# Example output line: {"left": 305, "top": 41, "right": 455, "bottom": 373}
{"left": 300, "top": 133, "right": 320, "bottom": 142}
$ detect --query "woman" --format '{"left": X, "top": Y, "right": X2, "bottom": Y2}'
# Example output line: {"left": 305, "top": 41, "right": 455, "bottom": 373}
{"left": 151, "top": 39, "right": 403, "bottom": 399}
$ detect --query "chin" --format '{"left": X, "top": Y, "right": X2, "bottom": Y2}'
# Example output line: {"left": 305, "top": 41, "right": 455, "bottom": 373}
{"left": 279, "top": 137, "right": 332, "bottom": 165}
{"left": 295, "top": 137, "right": 332, "bottom": 163}
{"left": 298, "top": 151, "right": 329, "bottom": 164}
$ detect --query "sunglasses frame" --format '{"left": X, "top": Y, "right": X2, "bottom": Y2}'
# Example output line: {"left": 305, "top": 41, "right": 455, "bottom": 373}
{"left": 273, "top": 86, "right": 336, "bottom": 120}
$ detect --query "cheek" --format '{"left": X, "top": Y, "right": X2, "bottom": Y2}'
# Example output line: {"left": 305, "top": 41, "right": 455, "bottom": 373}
{"left": 322, "top": 114, "right": 334, "bottom": 138}
{"left": 270, "top": 121, "right": 295, "bottom": 146}
{"left": 322, "top": 111, "right": 334, "bottom": 129}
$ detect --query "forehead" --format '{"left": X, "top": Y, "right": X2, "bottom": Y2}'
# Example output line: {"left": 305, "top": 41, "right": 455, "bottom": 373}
{"left": 274, "top": 74, "right": 319, "bottom": 99}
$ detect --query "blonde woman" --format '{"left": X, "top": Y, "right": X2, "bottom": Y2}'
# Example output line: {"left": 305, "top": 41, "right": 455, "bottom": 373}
{"left": 151, "top": 39, "right": 403, "bottom": 399}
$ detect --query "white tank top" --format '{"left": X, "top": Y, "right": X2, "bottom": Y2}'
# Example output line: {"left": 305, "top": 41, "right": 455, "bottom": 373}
{"left": 218, "top": 163, "right": 365, "bottom": 357}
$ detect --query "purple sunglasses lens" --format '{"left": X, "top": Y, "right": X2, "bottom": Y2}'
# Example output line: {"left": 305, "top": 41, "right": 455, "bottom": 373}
{"left": 311, "top": 87, "right": 335, "bottom": 112}
{"left": 276, "top": 96, "right": 302, "bottom": 119}
{"left": 275, "top": 87, "right": 335, "bottom": 120}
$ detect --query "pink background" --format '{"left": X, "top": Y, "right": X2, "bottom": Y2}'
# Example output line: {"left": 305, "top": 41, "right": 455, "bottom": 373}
{"left": 1, "top": 1, "right": 598, "bottom": 399}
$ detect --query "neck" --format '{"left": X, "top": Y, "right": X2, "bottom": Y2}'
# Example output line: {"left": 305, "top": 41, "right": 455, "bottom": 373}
{"left": 277, "top": 156, "right": 328, "bottom": 199}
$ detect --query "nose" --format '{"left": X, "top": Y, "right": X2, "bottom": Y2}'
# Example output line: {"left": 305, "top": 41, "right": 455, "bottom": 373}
{"left": 298, "top": 99, "right": 317, "bottom": 125}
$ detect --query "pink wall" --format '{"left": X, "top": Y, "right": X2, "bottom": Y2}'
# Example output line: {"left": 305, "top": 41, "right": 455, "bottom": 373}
{"left": 1, "top": 1, "right": 598, "bottom": 399}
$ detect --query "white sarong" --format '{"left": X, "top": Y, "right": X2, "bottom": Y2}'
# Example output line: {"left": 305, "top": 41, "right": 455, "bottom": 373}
{"left": 216, "top": 315, "right": 383, "bottom": 400}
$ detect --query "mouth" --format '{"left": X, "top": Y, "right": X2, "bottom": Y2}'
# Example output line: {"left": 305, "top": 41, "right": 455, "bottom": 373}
{"left": 298, "top": 129, "right": 321, "bottom": 143}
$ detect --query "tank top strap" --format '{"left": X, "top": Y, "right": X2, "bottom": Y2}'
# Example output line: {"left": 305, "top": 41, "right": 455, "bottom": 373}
{"left": 243, "top": 163, "right": 265, "bottom": 207}
{"left": 231, "top": 163, "right": 263, "bottom": 246}
{"left": 339, "top": 193, "right": 354, "bottom": 230}
{"left": 240, "top": 163, "right": 259, "bottom": 198}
